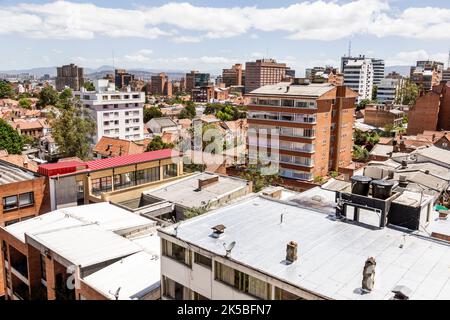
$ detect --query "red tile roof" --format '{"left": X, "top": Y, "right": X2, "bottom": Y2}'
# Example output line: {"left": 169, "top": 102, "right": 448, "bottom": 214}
{"left": 38, "top": 149, "right": 178, "bottom": 177}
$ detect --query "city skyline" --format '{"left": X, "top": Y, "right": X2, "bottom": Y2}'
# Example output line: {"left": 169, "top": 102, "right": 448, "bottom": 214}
{"left": 1, "top": 0, "right": 450, "bottom": 74}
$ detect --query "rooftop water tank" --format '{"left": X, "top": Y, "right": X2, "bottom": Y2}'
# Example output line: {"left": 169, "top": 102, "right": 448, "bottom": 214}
{"left": 372, "top": 180, "right": 395, "bottom": 200}
{"left": 351, "top": 175, "right": 372, "bottom": 196}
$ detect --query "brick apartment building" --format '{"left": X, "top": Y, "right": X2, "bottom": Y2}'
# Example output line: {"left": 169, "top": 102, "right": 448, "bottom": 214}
{"left": 151, "top": 73, "right": 172, "bottom": 97}
{"left": 246, "top": 81, "right": 357, "bottom": 182}
{"left": 0, "top": 160, "right": 50, "bottom": 297}
{"left": 0, "top": 203, "right": 161, "bottom": 300}
{"left": 364, "top": 104, "right": 404, "bottom": 128}
{"left": 222, "top": 64, "right": 244, "bottom": 87}
{"left": 245, "top": 59, "right": 287, "bottom": 93}
{"left": 407, "top": 81, "right": 450, "bottom": 135}
{"left": 55, "top": 64, "right": 84, "bottom": 92}
{"left": 37, "top": 149, "right": 183, "bottom": 211}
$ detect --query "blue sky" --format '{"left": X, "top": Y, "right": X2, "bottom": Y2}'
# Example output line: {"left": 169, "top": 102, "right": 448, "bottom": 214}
{"left": 1, "top": 0, "right": 450, "bottom": 75}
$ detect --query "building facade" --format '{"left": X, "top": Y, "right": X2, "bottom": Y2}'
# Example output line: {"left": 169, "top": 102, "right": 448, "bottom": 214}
{"left": 185, "top": 71, "right": 211, "bottom": 93}
{"left": 410, "top": 60, "right": 444, "bottom": 92}
{"left": 73, "top": 79, "right": 145, "bottom": 143}
{"left": 364, "top": 104, "right": 404, "bottom": 128}
{"left": 222, "top": 64, "right": 243, "bottom": 87}
{"left": 343, "top": 58, "right": 373, "bottom": 103}
{"left": 55, "top": 64, "right": 84, "bottom": 91}
{"left": 151, "top": 73, "right": 172, "bottom": 97}
{"left": 341, "top": 56, "right": 384, "bottom": 86}
{"left": 377, "top": 78, "right": 403, "bottom": 104}
{"left": 407, "top": 81, "right": 450, "bottom": 135}
{"left": 244, "top": 59, "right": 287, "bottom": 93}
{"left": 246, "top": 82, "right": 357, "bottom": 181}
{"left": 37, "top": 149, "right": 183, "bottom": 211}
{"left": 115, "top": 69, "right": 135, "bottom": 89}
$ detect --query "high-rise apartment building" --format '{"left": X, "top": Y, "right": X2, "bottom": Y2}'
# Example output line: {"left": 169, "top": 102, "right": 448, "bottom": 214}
{"left": 443, "top": 69, "right": 450, "bottom": 83}
{"left": 55, "top": 64, "right": 84, "bottom": 91}
{"left": 343, "top": 58, "right": 374, "bottom": 103}
{"left": 73, "top": 79, "right": 145, "bottom": 144}
{"left": 377, "top": 77, "right": 404, "bottom": 104}
{"left": 185, "top": 71, "right": 210, "bottom": 93}
{"left": 222, "top": 64, "right": 243, "bottom": 87}
{"left": 245, "top": 59, "right": 287, "bottom": 93}
{"left": 246, "top": 82, "right": 357, "bottom": 181}
{"left": 341, "top": 56, "right": 384, "bottom": 85}
{"left": 151, "top": 73, "right": 172, "bottom": 97}
{"left": 115, "top": 69, "right": 135, "bottom": 89}
{"left": 410, "top": 60, "right": 444, "bottom": 92}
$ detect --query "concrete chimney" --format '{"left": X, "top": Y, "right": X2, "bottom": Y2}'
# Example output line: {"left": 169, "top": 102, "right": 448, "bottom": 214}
{"left": 286, "top": 241, "right": 298, "bottom": 263}
{"left": 362, "top": 257, "right": 376, "bottom": 292}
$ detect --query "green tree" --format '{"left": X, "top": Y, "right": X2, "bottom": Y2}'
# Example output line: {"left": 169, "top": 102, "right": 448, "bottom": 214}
{"left": 352, "top": 145, "right": 370, "bottom": 162}
{"left": 143, "top": 107, "right": 163, "bottom": 123}
{"left": 179, "top": 102, "right": 196, "bottom": 119}
{"left": 59, "top": 88, "right": 73, "bottom": 103}
{"left": 240, "top": 164, "right": 281, "bottom": 192}
{"left": 0, "top": 80, "right": 14, "bottom": 99}
{"left": 399, "top": 80, "right": 419, "bottom": 106}
{"left": 357, "top": 99, "right": 371, "bottom": 110}
{"left": 372, "top": 85, "right": 378, "bottom": 101}
{"left": 38, "top": 86, "right": 59, "bottom": 108}
{"left": 83, "top": 81, "right": 95, "bottom": 91}
{"left": 0, "top": 119, "right": 25, "bottom": 154}
{"left": 19, "top": 98, "right": 32, "bottom": 109}
{"left": 51, "top": 100, "right": 96, "bottom": 160}
{"left": 146, "top": 135, "right": 174, "bottom": 152}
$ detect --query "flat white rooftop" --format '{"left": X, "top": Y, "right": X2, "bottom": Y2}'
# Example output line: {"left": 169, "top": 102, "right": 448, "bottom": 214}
{"left": 143, "top": 172, "right": 249, "bottom": 208}
{"left": 83, "top": 249, "right": 160, "bottom": 300}
{"left": 248, "top": 82, "right": 334, "bottom": 97}
{"left": 5, "top": 202, "right": 156, "bottom": 242}
{"left": 161, "top": 195, "right": 450, "bottom": 300}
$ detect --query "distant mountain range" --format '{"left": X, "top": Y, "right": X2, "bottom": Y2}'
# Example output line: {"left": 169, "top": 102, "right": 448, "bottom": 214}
{"left": 0, "top": 65, "right": 186, "bottom": 80}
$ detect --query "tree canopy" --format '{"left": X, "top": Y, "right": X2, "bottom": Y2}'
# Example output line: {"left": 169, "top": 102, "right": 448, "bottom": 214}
{"left": 19, "top": 98, "right": 32, "bottom": 109}
{"left": 178, "top": 102, "right": 196, "bottom": 119}
{"left": 0, "top": 119, "right": 25, "bottom": 154}
{"left": 0, "top": 80, "right": 15, "bottom": 99}
{"left": 143, "top": 107, "right": 163, "bottom": 123}
{"left": 398, "top": 80, "right": 419, "bottom": 106}
{"left": 38, "top": 86, "right": 59, "bottom": 108}
{"left": 83, "top": 82, "right": 95, "bottom": 91}
{"left": 146, "top": 135, "right": 174, "bottom": 152}
{"left": 51, "top": 100, "right": 96, "bottom": 160}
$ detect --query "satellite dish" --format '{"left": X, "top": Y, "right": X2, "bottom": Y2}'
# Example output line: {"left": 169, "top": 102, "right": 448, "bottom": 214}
{"left": 223, "top": 241, "right": 236, "bottom": 257}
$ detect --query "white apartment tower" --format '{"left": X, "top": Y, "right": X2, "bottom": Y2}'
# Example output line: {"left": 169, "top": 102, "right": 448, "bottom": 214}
{"left": 73, "top": 79, "right": 145, "bottom": 144}
{"left": 343, "top": 58, "right": 374, "bottom": 103}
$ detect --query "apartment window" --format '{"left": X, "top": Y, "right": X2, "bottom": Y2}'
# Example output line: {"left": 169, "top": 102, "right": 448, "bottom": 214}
{"left": 163, "top": 164, "right": 178, "bottom": 179}
{"left": 192, "top": 291, "right": 209, "bottom": 300}
{"left": 135, "top": 167, "right": 160, "bottom": 185}
{"left": 3, "top": 195, "right": 18, "bottom": 211}
{"left": 114, "top": 171, "right": 136, "bottom": 190}
{"left": 83, "top": 95, "right": 90, "bottom": 100}
{"left": 274, "top": 287, "right": 303, "bottom": 300}
{"left": 214, "top": 262, "right": 269, "bottom": 299}
{"left": 132, "top": 94, "right": 140, "bottom": 99}
{"left": 102, "top": 95, "right": 108, "bottom": 101}
{"left": 4, "top": 219, "right": 19, "bottom": 226}
{"left": 163, "top": 276, "right": 188, "bottom": 300}
{"left": 91, "top": 176, "right": 112, "bottom": 195}
{"left": 162, "top": 239, "right": 191, "bottom": 266}
{"left": 18, "top": 192, "right": 34, "bottom": 208}
{"left": 194, "top": 252, "right": 212, "bottom": 269}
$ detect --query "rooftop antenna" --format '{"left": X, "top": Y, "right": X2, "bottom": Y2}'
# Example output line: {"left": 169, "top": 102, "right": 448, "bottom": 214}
{"left": 112, "top": 49, "right": 115, "bottom": 74}
{"left": 223, "top": 241, "right": 236, "bottom": 257}
{"left": 447, "top": 45, "right": 450, "bottom": 69}
{"left": 348, "top": 40, "right": 352, "bottom": 57}
{"left": 109, "top": 287, "right": 121, "bottom": 300}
